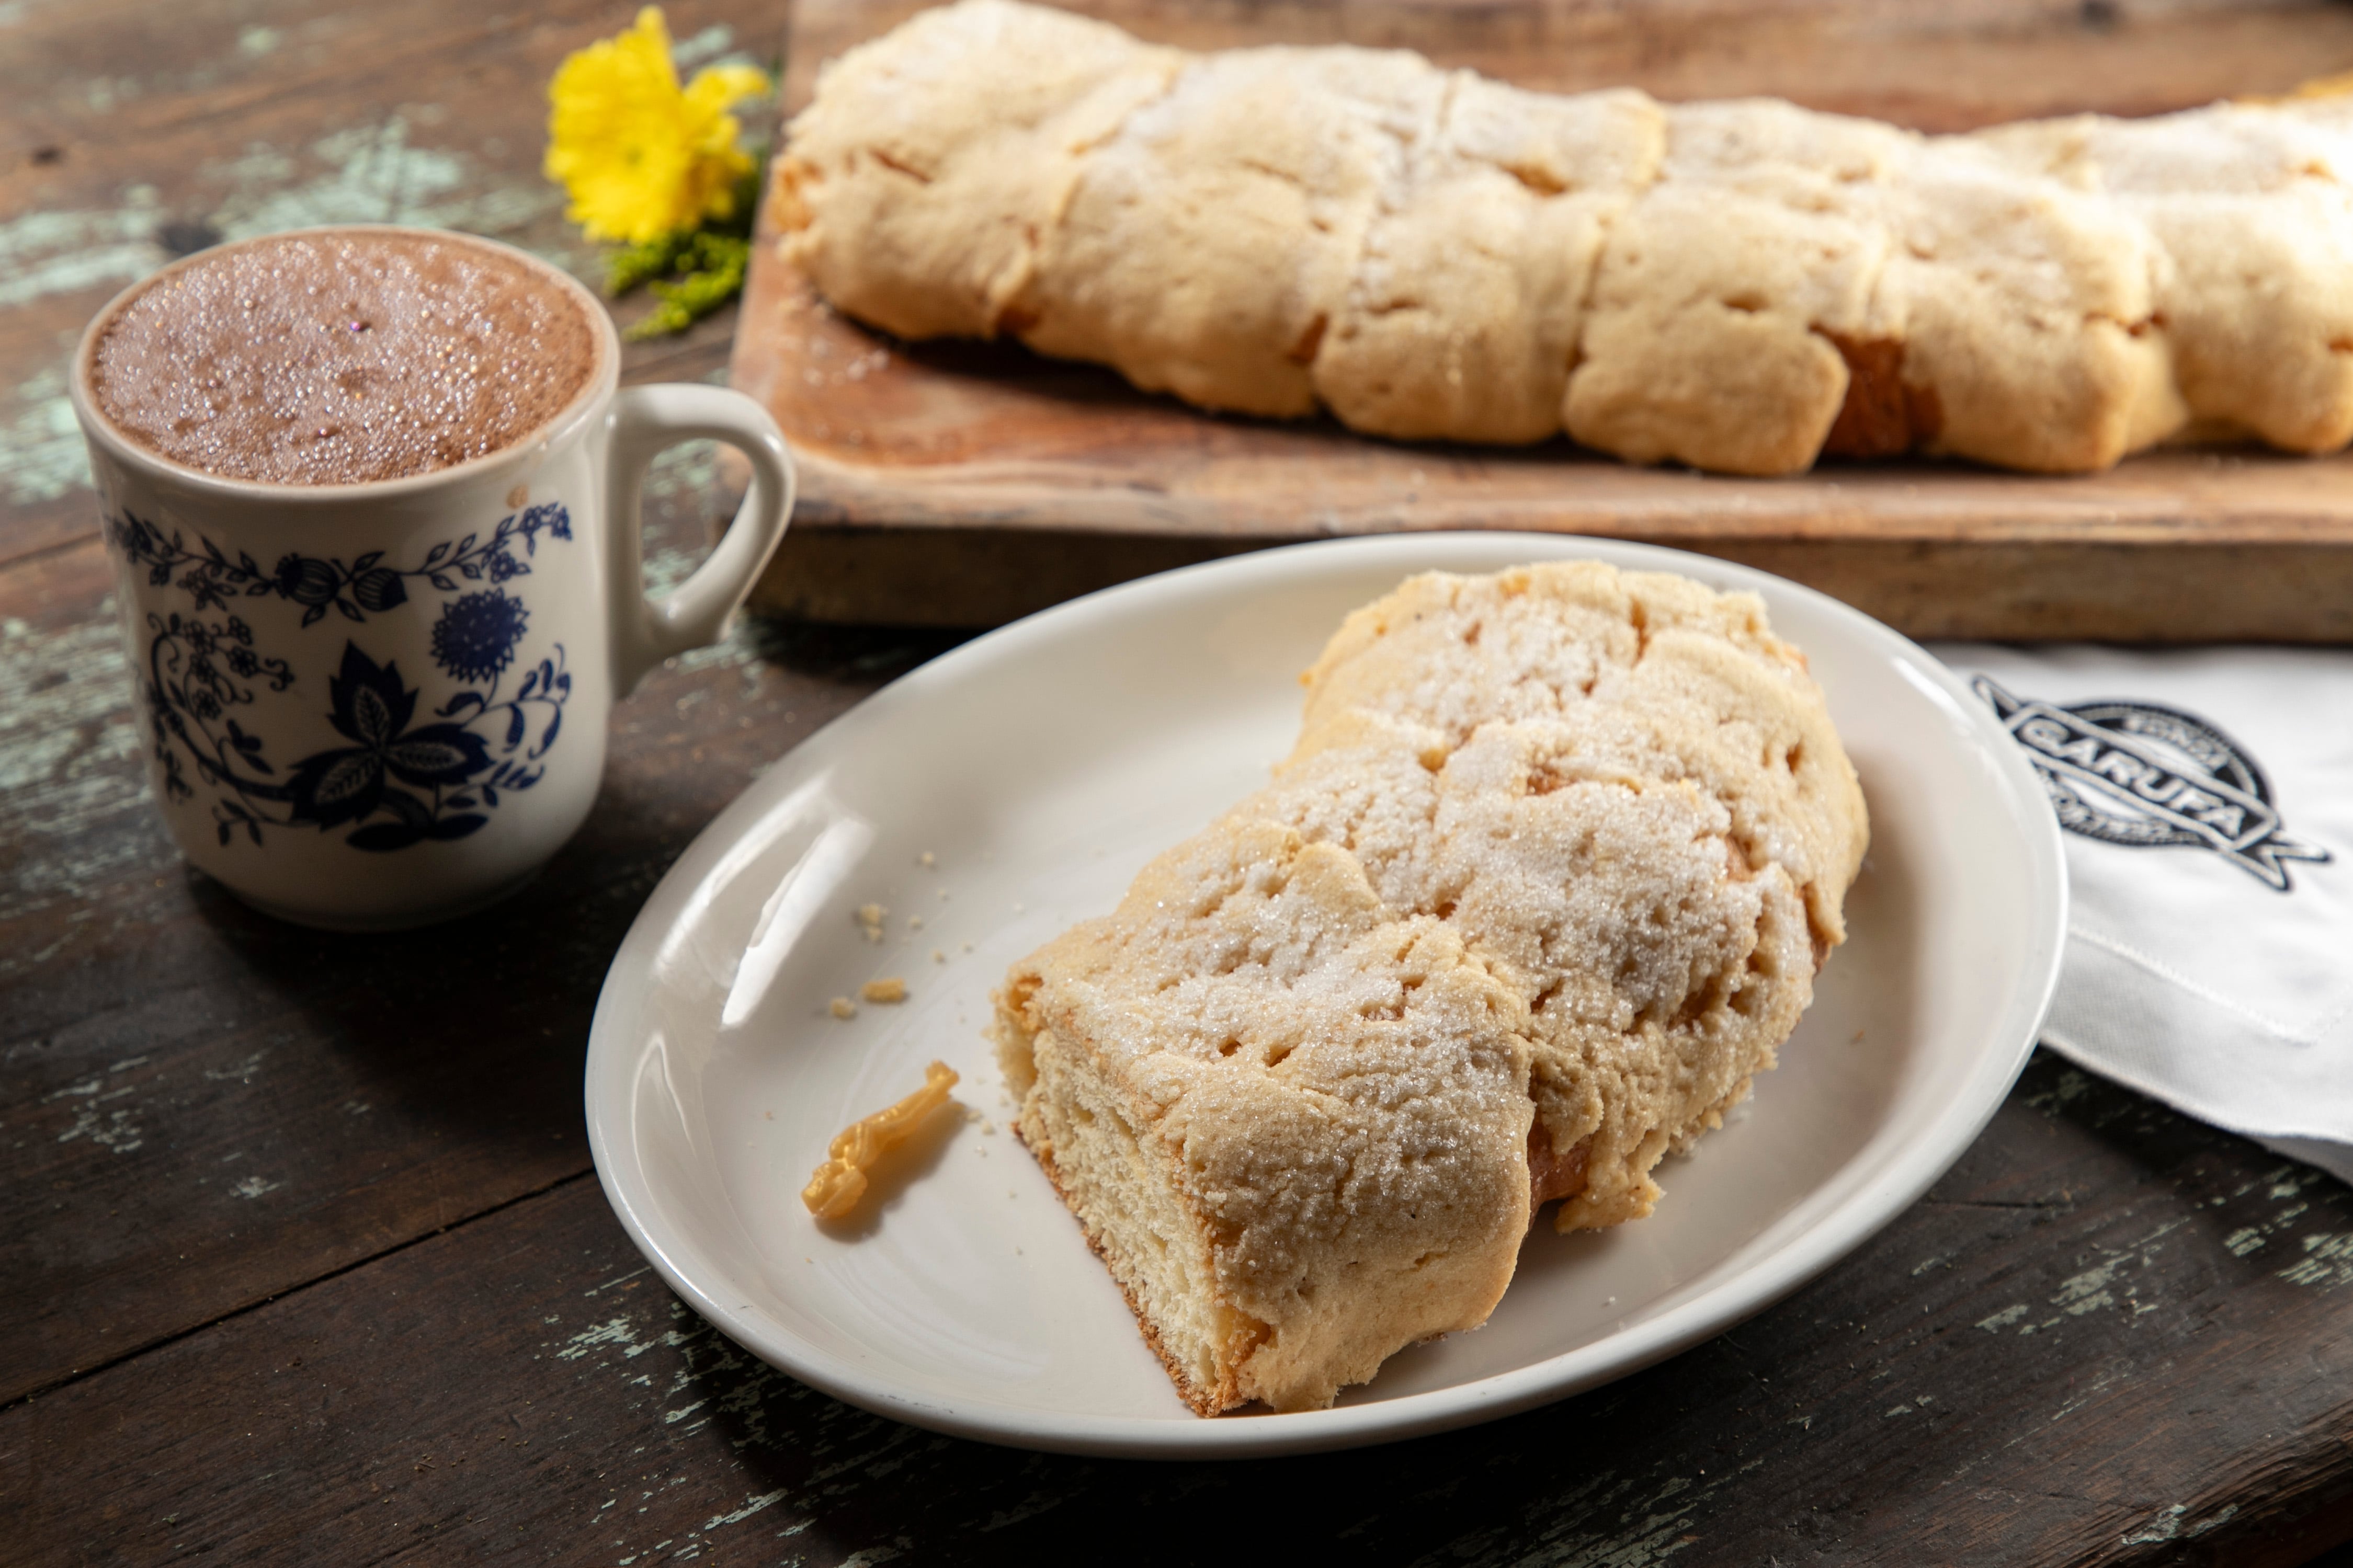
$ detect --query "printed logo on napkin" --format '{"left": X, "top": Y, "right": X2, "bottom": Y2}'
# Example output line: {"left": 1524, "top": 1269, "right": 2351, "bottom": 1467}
{"left": 1974, "top": 677, "right": 2331, "bottom": 892}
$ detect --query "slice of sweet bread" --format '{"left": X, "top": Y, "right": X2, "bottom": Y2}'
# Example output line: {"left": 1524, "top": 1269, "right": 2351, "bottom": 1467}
{"left": 992, "top": 562, "right": 1868, "bottom": 1412}
{"left": 994, "top": 818, "right": 1534, "bottom": 1415}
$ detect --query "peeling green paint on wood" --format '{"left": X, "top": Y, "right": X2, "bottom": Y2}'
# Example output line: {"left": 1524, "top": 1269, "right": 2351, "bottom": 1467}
{"left": 0, "top": 605, "right": 149, "bottom": 930}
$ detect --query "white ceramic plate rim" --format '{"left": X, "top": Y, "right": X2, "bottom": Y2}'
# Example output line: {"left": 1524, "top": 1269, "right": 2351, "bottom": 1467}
{"left": 585, "top": 532, "right": 2068, "bottom": 1459}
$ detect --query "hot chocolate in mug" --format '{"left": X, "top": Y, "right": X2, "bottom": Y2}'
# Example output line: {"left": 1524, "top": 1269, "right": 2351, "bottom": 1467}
{"left": 69, "top": 224, "right": 795, "bottom": 930}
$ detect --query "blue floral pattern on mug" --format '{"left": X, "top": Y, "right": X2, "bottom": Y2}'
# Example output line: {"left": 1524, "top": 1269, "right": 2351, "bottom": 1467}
{"left": 430, "top": 589, "right": 530, "bottom": 685}
{"left": 117, "top": 504, "right": 574, "bottom": 853}
{"left": 109, "top": 502, "right": 572, "bottom": 625}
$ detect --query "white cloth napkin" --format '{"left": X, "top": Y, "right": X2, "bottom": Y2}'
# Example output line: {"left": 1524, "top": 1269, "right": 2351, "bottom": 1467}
{"left": 1931, "top": 643, "right": 2353, "bottom": 1184}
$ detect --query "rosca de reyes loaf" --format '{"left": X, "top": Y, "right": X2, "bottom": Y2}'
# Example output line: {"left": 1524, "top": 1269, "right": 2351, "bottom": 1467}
{"left": 772, "top": 0, "right": 2353, "bottom": 477}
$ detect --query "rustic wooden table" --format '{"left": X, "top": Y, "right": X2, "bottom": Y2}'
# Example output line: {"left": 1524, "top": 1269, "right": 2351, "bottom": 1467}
{"left": 3, "top": 1, "right": 2350, "bottom": 1563}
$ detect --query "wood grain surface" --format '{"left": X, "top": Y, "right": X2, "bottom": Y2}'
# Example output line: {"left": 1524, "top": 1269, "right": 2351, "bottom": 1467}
{"left": 4, "top": 1, "right": 2352, "bottom": 1564}
{"left": 737, "top": 0, "right": 2353, "bottom": 637}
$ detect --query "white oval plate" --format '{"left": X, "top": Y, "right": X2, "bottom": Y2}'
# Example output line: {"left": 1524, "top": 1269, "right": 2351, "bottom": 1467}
{"left": 585, "top": 533, "right": 2066, "bottom": 1458}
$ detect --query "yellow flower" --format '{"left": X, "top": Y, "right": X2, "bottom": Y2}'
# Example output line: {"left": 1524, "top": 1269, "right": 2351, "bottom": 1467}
{"left": 544, "top": 8, "right": 769, "bottom": 245}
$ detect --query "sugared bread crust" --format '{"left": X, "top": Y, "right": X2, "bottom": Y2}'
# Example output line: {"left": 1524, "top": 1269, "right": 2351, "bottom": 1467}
{"left": 993, "top": 563, "right": 1868, "bottom": 1412}
{"left": 778, "top": 0, "right": 2353, "bottom": 476}
{"left": 1280, "top": 565, "right": 1867, "bottom": 1228}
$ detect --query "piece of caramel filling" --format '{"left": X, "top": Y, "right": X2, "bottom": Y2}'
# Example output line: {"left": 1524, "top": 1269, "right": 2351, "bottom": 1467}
{"left": 1820, "top": 333, "right": 1943, "bottom": 460}
{"left": 802, "top": 1060, "right": 960, "bottom": 1220}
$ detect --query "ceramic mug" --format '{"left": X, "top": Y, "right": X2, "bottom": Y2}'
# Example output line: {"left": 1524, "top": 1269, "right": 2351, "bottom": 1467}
{"left": 70, "top": 224, "right": 795, "bottom": 931}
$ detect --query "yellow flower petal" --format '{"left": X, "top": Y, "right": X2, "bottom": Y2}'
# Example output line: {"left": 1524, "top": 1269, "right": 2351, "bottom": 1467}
{"left": 686, "top": 62, "right": 770, "bottom": 118}
{"left": 544, "top": 7, "right": 770, "bottom": 245}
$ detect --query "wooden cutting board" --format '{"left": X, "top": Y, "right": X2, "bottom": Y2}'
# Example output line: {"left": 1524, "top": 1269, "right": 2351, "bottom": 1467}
{"left": 733, "top": 0, "right": 2353, "bottom": 639}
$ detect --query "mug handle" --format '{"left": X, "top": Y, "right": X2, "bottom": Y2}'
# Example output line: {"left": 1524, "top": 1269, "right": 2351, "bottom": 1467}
{"left": 603, "top": 383, "right": 797, "bottom": 696}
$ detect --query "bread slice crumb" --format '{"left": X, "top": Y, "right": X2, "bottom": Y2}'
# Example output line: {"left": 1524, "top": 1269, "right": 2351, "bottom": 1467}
{"left": 828, "top": 997, "right": 858, "bottom": 1020}
{"left": 861, "top": 977, "right": 908, "bottom": 1004}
